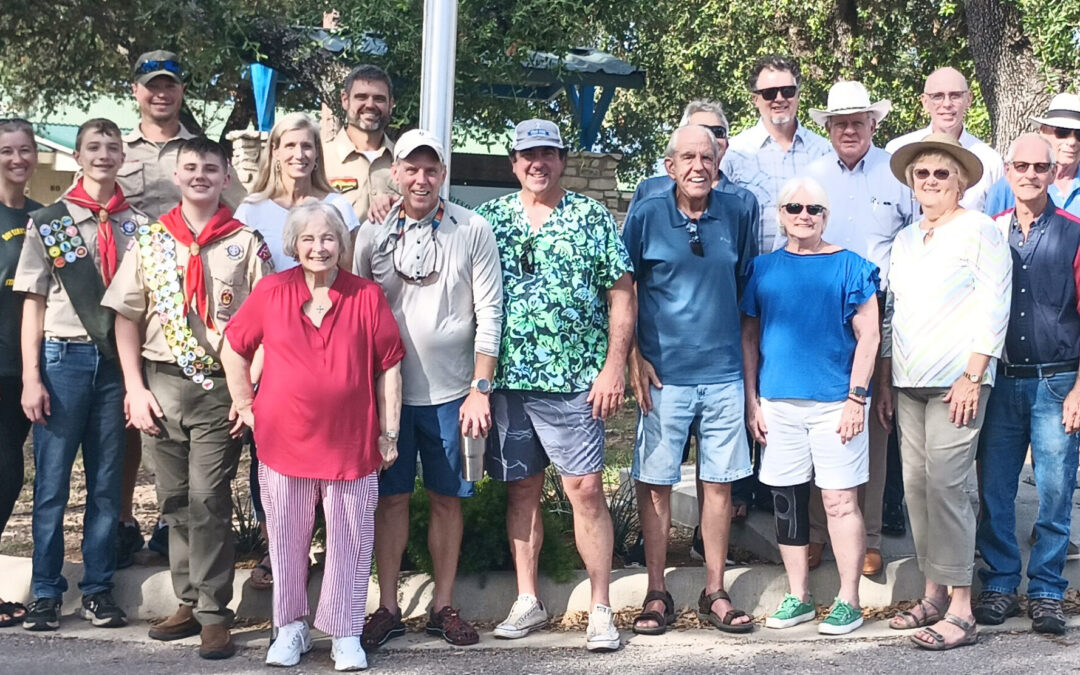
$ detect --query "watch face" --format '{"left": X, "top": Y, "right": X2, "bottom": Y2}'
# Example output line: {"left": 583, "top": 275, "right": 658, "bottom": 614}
{"left": 473, "top": 378, "right": 492, "bottom": 393}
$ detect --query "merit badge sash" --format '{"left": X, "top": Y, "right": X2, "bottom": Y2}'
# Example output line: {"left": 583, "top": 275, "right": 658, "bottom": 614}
{"left": 28, "top": 202, "right": 118, "bottom": 361}
{"left": 137, "top": 222, "right": 221, "bottom": 390}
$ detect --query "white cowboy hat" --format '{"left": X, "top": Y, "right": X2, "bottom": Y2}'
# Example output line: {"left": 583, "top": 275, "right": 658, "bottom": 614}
{"left": 808, "top": 81, "right": 892, "bottom": 127}
{"left": 1030, "top": 93, "right": 1080, "bottom": 131}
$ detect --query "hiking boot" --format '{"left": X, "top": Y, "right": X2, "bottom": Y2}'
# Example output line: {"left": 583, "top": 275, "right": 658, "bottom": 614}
{"left": 973, "top": 590, "right": 1019, "bottom": 626}
{"left": 1030, "top": 597, "right": 1066, "bottom": 635}
{"left": 199, "top": 624, "right": 235, "bottom": 660}
{"left": 22, "top": 597, "right": 61, "bottom": 632}
{"left": 765, "top": 593, "right": 815, "bottom": 629}
{"left": 585, "top": 604, "right": 621, "bottom": 652}
{"left": 148, "top": 604, "right": 201, "bottom": 641}
{"left": 78, "top": 591, "right": 127, "bottom": 628}
{"left": 818, "top": 598, "right": 863, "bottom": 635}
{"left": 494, "top": 593, "right": 548, "bottom": 639}
{"left": 147, "top": 521, "right": 169, "bottom": 557}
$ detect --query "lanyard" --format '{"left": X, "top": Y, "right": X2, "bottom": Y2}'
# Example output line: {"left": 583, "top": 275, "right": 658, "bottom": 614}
{"left": 396, "top": 199, "right": 444, "bottom": 237}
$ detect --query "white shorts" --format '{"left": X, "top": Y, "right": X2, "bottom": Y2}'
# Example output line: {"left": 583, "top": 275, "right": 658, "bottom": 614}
{"left": 758, "top": 398, "right": 870, "bottom": 490}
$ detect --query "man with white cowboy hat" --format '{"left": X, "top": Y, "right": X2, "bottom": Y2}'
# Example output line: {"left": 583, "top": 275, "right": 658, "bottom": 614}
{"left": 885, "top": 67, "right": 1003, "bottom": 212}
{"left": 984, "top": 93, "right": 1080, "bottom": 219}
{"left": 802, "top": 80, "right": 915, "bottom": 577}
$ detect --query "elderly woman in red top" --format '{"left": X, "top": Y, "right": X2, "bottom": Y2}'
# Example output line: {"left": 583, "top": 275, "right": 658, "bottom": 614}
{"left": 221, "top": 201, "right": 404, "bottom": 671}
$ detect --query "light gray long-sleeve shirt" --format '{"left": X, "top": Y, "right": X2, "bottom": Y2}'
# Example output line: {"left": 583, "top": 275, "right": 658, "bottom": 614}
{"left": 354, "top": 200, "right": 503, "bottom": 406}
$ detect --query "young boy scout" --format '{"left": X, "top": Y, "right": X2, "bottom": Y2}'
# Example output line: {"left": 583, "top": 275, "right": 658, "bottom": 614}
{"left": 103, "top": 137, "right": 273, "bottom": 660}
{"left": 15, "top": 118, "right": 145, "bottom": 632}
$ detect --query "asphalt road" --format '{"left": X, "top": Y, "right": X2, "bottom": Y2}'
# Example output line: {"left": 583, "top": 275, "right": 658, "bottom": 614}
{"left": 3, "top": 626, "right": 1079, "bottom": 674}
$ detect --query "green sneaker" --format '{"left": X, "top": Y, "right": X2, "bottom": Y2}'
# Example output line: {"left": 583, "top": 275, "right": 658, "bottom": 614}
{"left": 818, "top": 598, "right": 863, "bottom": 635}
{"left": 765, "top": 593, "right": 815, "bottom": 629}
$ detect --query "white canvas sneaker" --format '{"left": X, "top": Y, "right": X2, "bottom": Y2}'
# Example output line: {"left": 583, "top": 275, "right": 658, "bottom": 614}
{"left": 265, "top": 620, "right": 312, "bottom": 667}
{"left": 585, "top": 604, "right": 621, "bottom": 652}
{"left": 493, "top": 593, "right": 549, "bottom": 639}
{"left": 331, "top": 636, "right": 369, "bottom": 671}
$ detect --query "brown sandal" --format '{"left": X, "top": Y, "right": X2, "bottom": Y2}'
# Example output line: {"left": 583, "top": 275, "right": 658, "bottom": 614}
{"left": 697, "top": 589, "right": 753, "bottom": 633}
{"left": 633, "top": 590, "right": 676, "bottom": 635}
{"left": 889, "top": 596, "right": 945, "bottom": 630}
{"left": 911, "top": 613, "right": 978, "bottom": 650}
{"left": 426, "top": 606, "right": 479, "bottom": 646}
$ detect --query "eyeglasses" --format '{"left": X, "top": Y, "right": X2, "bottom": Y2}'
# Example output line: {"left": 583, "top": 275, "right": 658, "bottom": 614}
{"left": 753, "top": 85, "right": 798, "bottom": 101}
{"left": 136, "top": 59, "right": 181, "bottom": 75}
{"left": 781, "top": 203, "right": 827, "bottom": 216}
{"left": 702, "top": 125, "right": 728, "bottom": 140}
{"left": 1052, "top": 127, "right": 1080, "bottom": 141}
{"left": 686, "top": 220, "right": 704, "bottom": 257}
{"left": 913, "top": 168, "right": 955, "bottom": 181}
{"left": 1009, "top": 161, "right": 1052, "bottom": 174}
{"left": 923, "top": 90, "right": 968, "bottom": 105}
{"left": 519, "top": 239, "right": 536, "bottom": 274}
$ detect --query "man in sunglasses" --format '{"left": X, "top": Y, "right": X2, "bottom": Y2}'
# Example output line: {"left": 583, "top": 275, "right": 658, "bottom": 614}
{"left": 623, "top": 124, "right": 758, "bottom": 636}
{"left": 801, "top": 80, "right": 914, "bottom": 577}
{"left": 353, "top": 129, "right": 502, "bottom": 649}
{"left": 975, "top": 133, "right": 1080, "bottom": 635}
{"left": 721, "top": 54, "right": 831, "bottom": 253}
{"left": 983, "top": 93, "right": 1080, "bottom": 220}
{"left": 113, "top": 50, "right": 248, "bottom": 568}
{"left": 884, "top": 67, "right": 1003, "bottom": 212}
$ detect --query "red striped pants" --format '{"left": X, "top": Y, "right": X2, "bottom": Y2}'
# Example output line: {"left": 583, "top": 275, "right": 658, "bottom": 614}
{"left": 259, "top": 463, "right": 378, "bottom": 637}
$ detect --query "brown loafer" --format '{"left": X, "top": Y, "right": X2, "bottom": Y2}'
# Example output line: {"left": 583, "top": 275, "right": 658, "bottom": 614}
{"left": 862, "top": 549, "right": 883, "bottom": 577}
{"left": 808, "top": 542, "right": 825, "bottom": 570}
{"left": 148, "top": 604, "right": 200, "bottom": 641}
{"left": 199, "top": 623, "right": 235, "bottom": 660}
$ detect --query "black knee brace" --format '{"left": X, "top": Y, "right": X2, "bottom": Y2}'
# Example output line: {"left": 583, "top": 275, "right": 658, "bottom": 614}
{"left": 771, "top": 482, "right": 811, "bottom": 546}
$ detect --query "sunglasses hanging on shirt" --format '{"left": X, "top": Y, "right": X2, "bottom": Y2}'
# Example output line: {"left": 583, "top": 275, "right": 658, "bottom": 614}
{"left": 686, "top": 219, "right": 705, "bottom": 257}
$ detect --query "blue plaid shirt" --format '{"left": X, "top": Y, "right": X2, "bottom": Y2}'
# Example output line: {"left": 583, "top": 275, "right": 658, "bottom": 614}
{"left": 721, "top": 120, "right": 832, "bottom": 252}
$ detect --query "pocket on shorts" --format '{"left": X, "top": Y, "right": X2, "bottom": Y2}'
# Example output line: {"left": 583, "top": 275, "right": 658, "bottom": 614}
{"left": 43, "top": 341, "right": 63, "bottom": 366}
{"left": 1043, "top": 374, "right": 1074, "bottom": 403}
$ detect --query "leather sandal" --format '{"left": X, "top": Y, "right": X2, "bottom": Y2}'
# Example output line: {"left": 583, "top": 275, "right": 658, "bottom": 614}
{"left": 697, "top": 589, "right": 753, "bottom": 634}
{"left": 633, "top": 590, "right": 676, "bottom": 635}
{"left": 889, "top": 596, "right": 945, "bottom": 630}
{"left": 910, "top": 613, "right": 978, "bottom": 650}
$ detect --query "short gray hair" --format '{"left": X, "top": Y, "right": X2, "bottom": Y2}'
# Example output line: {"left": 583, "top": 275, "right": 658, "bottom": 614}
{"left": 777, "top": 176, "right": 831, "bottom": 234}
{"left": 1005, "top": 132, "right": 1055, "bottom": 165}
{"left": 678, "top": 100, "right": 729, "bottom": 129}
{"left": 664, "top": 124, "right": 720, "bottom": 160}
{"left": 282, "top": 201, "right": 350, "bottom": 262}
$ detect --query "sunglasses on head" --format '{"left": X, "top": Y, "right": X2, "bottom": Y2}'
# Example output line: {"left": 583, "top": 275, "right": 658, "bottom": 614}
{"left": 703, "top": 125, "right": 728, "bottom": 140}
{"left": 753, "top": 85, "right": 797, "bottom": 101}
{"left": 1009, "top": 161, "right": 1052, "bottom": 174}
{"left": 1052, "top": 126, "right": 1080, "bottom": 141}
{"left": 912, "top": 167, "right": 954, "bottom": 181}
{"left": 781, "top": 203, "right": 826, "bottom": 216}
{"left": 136, "top": 59, "right": 181, "bottom": 75}
{"left": 686, "top": 220, "right": 704, "bottom": 257}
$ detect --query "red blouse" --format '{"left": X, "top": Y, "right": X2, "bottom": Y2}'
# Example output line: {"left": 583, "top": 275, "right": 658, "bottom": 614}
{"left": 225, "top": 267, "right": 405, "bottom": 480}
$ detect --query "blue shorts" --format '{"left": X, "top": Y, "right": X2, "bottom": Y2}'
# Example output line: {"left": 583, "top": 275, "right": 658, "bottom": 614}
{"left": 632, "top": 381, "right": 752, "bottom": 485}
{"left": 379, "top": 396, "right": 474, "bottom": 498}
{"left": 485, "top": 390, "right": 605, "bottom": 481}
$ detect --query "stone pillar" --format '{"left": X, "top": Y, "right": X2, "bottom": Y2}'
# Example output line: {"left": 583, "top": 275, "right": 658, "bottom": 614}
{"left": 564, "top": 151, "right": 633, "bottom": 222}
{"left": 225, "top": 130, "right": 268, "bottom": 193}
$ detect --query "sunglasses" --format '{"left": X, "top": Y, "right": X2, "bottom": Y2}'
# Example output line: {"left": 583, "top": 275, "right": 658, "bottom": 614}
{"left": 686, "top": 220, "right": 704, "bottom": 257}
{"left": 913, "top": 168, "right": 955, "bottom": 181}
{"left": 781, "top": 203, "right": 826, "bottom": 216}
{"left": 703, "top": 125, "right": 728, "bottom": 140}
{"left": 519, "top": 239, "right": 536, "bottom": 274}
{"left": 393, "top": 234, "right": 442, "bottom": 283}
{"left": 753, "top": 85, "right": 797, "bottom": 101}
{"left": 1052, "top": 127, "right": 1080, "bottom": 141}
{"left": 1009, "top": 161, "right": 1052, "bottom": 174}
{"left": 136, "top": 59, "right": 181, "bottom": 75}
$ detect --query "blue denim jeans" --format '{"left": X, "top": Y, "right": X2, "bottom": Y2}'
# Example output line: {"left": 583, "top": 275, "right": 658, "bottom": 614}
{"left": 976, "top": 370, "right": 1080, "bottom": 600}
{"left": 31, "top": 341, "right": 125, "bottom": 599}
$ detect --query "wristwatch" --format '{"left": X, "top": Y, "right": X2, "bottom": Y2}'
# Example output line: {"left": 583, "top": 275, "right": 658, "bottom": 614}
{"left": 471, "top": 378, "right": 492, "bottom": 394}
{"left": 962, "top": 371, "right": 981, "bottom": 384}
{"left": 849, "top": 386, "right": 869, "bottom": 399}
{"left": 380, "top": 430, "right": 399, "bottom": 441}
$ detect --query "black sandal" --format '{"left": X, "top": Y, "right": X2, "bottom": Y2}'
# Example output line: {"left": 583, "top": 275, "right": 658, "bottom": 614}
{"left": 0, "top": 601, "right": 26, "bottom": 628}
{"left": 697, "top": 589, "right": 753, "bottom": 633}
{"left": 633, "top": 590, "right": 676, "bottom": 635}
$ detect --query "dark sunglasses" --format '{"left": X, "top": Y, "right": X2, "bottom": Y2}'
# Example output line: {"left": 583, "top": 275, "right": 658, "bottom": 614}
{"left": 686, "top": 220, "right": 704, "bottom": 257}
{"left": 136, "top": 59, "right": 181, "bottom": 75}
{"left": 392, "top": 233, "right": 442, "bottom": 284}
{"left": 913, "top": 168, "right": 954, "bottom": 181}
{"left": 753, "top": 85, "right": 797, "bottom": 101}
{"left": 1052, "top": 127, "right": 1080, "bottom": 141}
{"left": 703, "top": 125, "right": 728, "bottom": 140}
{"left": 781, "top": 203, "right": 826, "bottom": 216}
{"left": 1009, "top": 161, "right": 1052, "bottom": 174}
{"left": 519, "top": 239, "right": 536, "bottom": 274}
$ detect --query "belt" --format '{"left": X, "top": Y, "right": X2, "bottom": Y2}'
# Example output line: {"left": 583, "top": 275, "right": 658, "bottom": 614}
{"left": 45, "top": 336, "right": 94, "bottom": 344}
{"left": 148, "top": 360, "right": 226, "bottom": 380}
{"left": 999, "top": 359, "right": 1079, "bottom": 379}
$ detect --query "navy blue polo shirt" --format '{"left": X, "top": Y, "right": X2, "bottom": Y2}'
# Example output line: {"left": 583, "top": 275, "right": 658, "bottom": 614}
{"left": 622, "top": 185, "right": 759, "bottom": 385}
{"left": 994, "top": 203, "right": 1080, "bottom": 365}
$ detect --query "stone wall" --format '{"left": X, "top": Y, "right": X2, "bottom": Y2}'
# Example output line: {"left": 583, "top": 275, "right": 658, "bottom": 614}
{"left": 225, "top": 129, "right": 268, "bottom": 192}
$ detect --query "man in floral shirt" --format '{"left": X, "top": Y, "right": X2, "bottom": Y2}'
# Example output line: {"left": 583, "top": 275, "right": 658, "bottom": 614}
{"left": 476, "top": 119, "right": 634, "bottom": 651}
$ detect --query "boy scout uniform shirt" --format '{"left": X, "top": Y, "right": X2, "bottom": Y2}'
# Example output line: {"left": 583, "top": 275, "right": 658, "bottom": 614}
{"left": 321, "top": 129, "right": 396, "bottom": 222}
{"left": 102, "top": 224, "right": 273, "bottom": 362}
{"left": 13, "top": 198, "right": 143, "bottom": 340}
{"left": 118, "top": 123, "right": 248, "bottom": 220}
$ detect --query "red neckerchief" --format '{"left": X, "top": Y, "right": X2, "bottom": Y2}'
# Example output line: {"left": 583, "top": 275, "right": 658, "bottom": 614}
{"left": 65, "top": 179, "right": 130, "bottom": 284}
{"left": 159, "top": 205, "right": 244, "bottom": 330}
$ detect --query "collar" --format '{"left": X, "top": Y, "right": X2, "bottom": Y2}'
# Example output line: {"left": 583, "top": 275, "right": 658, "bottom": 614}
{"left": 395, "top": 201, "right": 442, "bottom": 230}
{"left": 122, "top": 121, "right": 196, "bottom": 145}
{"left": 1008, "top": 199, "right": 1056, "bottom": 232}
{"left": 748, "top": 119, "right": 814, "bottom": 150}
{"left": 662, "top": 186, "right": 726, "bottom": 228}
{"left": 831, "top": 145, "right": 888, "bottom": 173}
{"left": 332, "top": 127, "right": 394, "bottom": 163}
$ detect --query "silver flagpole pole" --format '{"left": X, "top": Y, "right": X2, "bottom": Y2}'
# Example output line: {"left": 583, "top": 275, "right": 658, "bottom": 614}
{"left": 419, "top": 0, "right": 458, "bottom": 198}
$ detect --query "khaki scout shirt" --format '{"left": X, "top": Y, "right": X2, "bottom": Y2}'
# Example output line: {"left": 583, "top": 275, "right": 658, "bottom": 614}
{"left": 102, "top": 223, "right": 273, "bottom": 363}
{"left": 13, "top": 197, "right": 144, "bottom": 340}
{"left": 118, "top": 123, "right": 248, "bottom": 220}
{"left": 321, "top": 128, "right": 396, "bottom": 223}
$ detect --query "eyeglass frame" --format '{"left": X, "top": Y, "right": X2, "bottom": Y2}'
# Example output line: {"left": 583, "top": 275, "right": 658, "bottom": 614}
{"left": 781, "top": 203, "right": 827, "bottom": 216}
{"left": 1049, "top": 126, "right": 1080, "bottom": 141}
{"left": 1008, "top": 160, "right": 1053, "bottom": 174}
{"left": 922, "top": 90, "right": 969, "bottom": 106}
{"left": 912, "top": 167, "right": 956, "bottom": 181}
{"left": 702, "top": 124, "right": 728, "bottom": 140}
{"left": 753, "top": 85, "right": 798, "bottom": 101}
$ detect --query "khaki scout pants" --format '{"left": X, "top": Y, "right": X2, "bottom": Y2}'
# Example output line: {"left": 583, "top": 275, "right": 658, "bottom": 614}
{"left": 144, "top": 361, "right": 241, "bottom": 626}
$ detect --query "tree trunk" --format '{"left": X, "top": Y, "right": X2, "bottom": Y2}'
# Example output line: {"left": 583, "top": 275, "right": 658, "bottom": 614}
{"left": 963, "top": 0, "right": 1049, "bottom": 150}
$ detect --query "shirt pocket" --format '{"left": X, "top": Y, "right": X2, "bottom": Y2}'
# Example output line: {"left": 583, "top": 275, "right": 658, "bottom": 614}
{"left": 211, "top": 267, "right": 248, "bottom": 321}
{"left": 116, "top": 163, "right": 145, "bottom": 199}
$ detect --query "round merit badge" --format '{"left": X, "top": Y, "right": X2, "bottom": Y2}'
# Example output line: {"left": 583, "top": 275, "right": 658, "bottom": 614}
{"left": 53, "top": 256, "right": 66, "bottom": 268}
{"left": 121, "top": 220, "right": 137, "bottom": 235}
{"left": 64, "top": 251, "right": 77, "bottom": 264}
{"left": 226, "top": 244, "right": 243, "bottom": 260}
{"left": 219, "top": 289, "right": 234, "bottom": 307}
{"left": 38, "top": 224, "right": 51, "bottom": 236}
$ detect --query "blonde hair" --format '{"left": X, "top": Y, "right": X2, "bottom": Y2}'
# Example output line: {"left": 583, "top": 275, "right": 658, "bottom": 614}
{"left": 247, "top": 112, "right": 335, "bottom": 202}
{"left": 904, "top": 150, "right": 970, "bottom": 192}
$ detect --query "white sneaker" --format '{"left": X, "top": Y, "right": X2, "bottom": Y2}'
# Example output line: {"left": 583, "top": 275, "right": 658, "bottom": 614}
{"left": 493, "top": 593, "right": 549, "bottom": 639}
{"left": 331, "top": 636, "right": 369, "bottom": 671}
{"left": 266, "top": 620, "right": 312, "bottom": 667}
{"left": 585, "top": 604, "right": 621, "bottom": 652}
